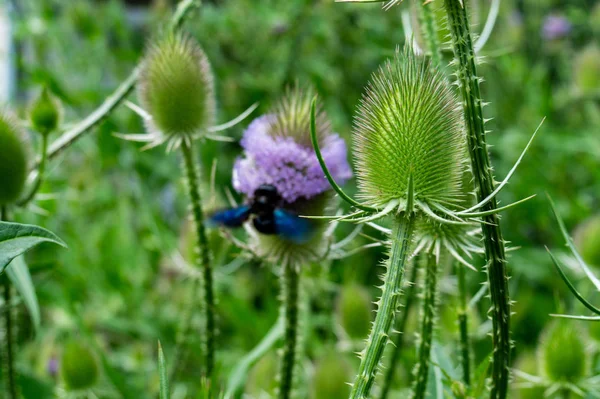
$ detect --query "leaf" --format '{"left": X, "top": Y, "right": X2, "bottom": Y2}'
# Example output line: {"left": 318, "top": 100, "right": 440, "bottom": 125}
{"left": 6, "top": 256, "right": 40, "bottom": 331}
{"left": 224, "top": 317, "right": 283, "bottom": 399}
{"left": 0, "top": 221, "right": 66, "bottom": 273}
{"left": 158, "top": 341, "right": 169, "bottom": 399}
{"left": 547, "top": 194, "right": 600, "bottom": 291}
{"left": 546, "top": 247, "right": 600, "bottom": 315}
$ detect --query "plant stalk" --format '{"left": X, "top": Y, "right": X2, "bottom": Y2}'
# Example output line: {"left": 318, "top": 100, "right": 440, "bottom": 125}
{"left": 443, "top": 1, "right": 511, "bottom": 398}
{"left": 416, "top": 0, "right": 442, "bottom": 69}
{"left": 379, "top": 255, "right": 420, "bottom": 399}
{"left": 279, "top": 261, "right": 300, "bottom": 399}
{"left": 1, "top": 205, "right": 17, "bottom": 399}
{"left": 411, "top": 253, "right": 439, "bottom": 399}
{"left": 19, "top": 133, "right": 48, "bottom": 207}
{"left": 457, "top": 263, "right": 471, "bottom": 386}
{"left": 180, "top": 141, "right": 215, "bottom": 378}
{"left": 350, "top": 213, "right": 416, "bottom": 399}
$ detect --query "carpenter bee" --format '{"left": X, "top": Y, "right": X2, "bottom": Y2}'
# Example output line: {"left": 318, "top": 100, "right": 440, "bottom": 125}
{"left": 209, "top": 184, "right": 313, "bottom": 243}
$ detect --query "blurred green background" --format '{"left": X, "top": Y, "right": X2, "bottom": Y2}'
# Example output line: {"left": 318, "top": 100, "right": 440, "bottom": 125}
{"left": 3, "top": 0, "right": 600, "bottom": 397}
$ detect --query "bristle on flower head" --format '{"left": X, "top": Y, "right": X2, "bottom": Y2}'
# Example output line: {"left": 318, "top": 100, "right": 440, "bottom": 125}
{"left": 138, "top": 33, "right": 215, "bottom": 142}
{"left": 233, "top": 88, "right": 352, "bottom": 204}
{"left": 353, "top": 45, "right": 466, "bottom": 212}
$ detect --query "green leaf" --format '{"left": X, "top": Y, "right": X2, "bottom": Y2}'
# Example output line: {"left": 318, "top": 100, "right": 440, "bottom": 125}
{"left": 6, "top": 256, "right": 40, "bottom": 331}
{"left": 225, "top": 317, "right": 283, "bottom": 398}
{"left": 158, "top": 341, "right": 169, "bottom": 399}
{"left": 0, "top": 221, "right": 66, "bottom": 273}
{"left": 547, "top": 194, "right": 600, "bottom": 291}
{"left": 546, "top": 247, "right": 600, "bottom": 315}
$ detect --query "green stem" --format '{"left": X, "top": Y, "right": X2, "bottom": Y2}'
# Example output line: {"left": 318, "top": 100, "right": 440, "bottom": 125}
{"left": 18, "top": 133, "right": 48, "bottom": 207}
{"left": 411, "top": 253, "right": 439, "bottom": 399}
{"left": 379, "top": 255, "right": 420, "bottom": 399}
{"left": 180, "top": 141, "right": 215, "bottom": 378}
{"left": 278, "top": 262, "right": 300, "bottom": 399}
{"left": 416, "top": 0, "right": 442, "bottom": 69}
{"left": 457, "top": 263, "right": 471, "bottom": 387}
{"left": 41, "top": 0, "right": 199, "bottom": 164}
{"left": 1, "top": 206, "right": 17, "bottom": 399}
{"left": 350, "top": 213, "right": 416, "bottom": 399}
{"left": 443, "top": 1, "right": 511, "bottom": 398}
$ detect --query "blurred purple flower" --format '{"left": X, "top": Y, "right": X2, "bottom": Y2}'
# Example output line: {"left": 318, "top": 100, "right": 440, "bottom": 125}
{"left": 233, "top": 114, "right": 352, "bottom": 203}
{"left": 542, "top": 14, "right": 571, "bottom": 40}
{"left": 47, "top": 356, "right": 59, "bottom": 377}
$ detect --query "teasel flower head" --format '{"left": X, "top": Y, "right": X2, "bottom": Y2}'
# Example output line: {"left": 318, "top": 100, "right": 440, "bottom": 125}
{"left": 118, "top": 32, "right": 257, "bottom": 151}
{"left": 0, "top": 109, "right": 30, "bottom": 206}
{"left": 228, "top": 87, "right": 355, "bottom": 267}
{"left": 138, "top": 33, "right": 215, "bottom": 149}
{"left": 353, "top": 45, "right": 466, "bottom": 218}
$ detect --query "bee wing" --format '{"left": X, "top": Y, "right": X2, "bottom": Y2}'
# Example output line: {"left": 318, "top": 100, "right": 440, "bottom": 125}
{"left": 208, "top": 205, "right": 251, "bottom": 228}
{"left": 273, "top": 209, "right": 314, "bottom": 244}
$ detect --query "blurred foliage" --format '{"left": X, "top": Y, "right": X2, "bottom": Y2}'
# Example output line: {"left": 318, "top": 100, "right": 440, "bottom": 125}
{"left": 2, "top": 0, "right": 600, "bottom": 397}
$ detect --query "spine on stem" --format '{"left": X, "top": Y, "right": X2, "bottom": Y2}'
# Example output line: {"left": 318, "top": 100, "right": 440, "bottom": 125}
{"left": 278, "top": 261, "right": 301, "bottom": 399}
{"left": 181, "top": 141, "right": 215, "bottom": 377}
{"left": 350, "top": 214, "right": 415, "bottom": 399}
{"left": 410, "top": 253, "right": 439, "bottom": 399}
{"left": 442, "top": 1, "right": 511, "bottom": 397}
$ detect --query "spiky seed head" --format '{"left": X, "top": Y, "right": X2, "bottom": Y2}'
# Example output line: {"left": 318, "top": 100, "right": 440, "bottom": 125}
{"left": 311, "top": 351, "right": 353, "bottom": 399}
{"left": 573, "top": 45, "right": 600, "bottom": 95}
{"left": 539, "top": 321, "right": 589, "bottom": 383}
{"left": 336, "top": 284, "right": 373, "bottom": 340}
{"left": 61, "top": 340, "right": 99, "bottom": 391}
{"left": 574, "top": 214, "right": 600, "bottom": 267}
{"left": 0, "top": 110, "right": 30, "bottom": 205}
{"left": 29, "top": 87, "right": 62, "bottom": 136}
{"left": 353, "top": 46, "right": 466, "bottom": 212}
{"left": 139, "top": 33, "right": 215, "bottom": 140}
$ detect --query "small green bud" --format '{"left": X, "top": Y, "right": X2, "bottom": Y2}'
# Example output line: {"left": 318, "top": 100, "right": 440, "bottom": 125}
{"left": 29, "top": 87, "right": 62, "bottom": 136}
{"left": 139, "top": 33, "right": 215, "bottom": 139}
{"left": 311, "top": 352, "right": 352, "bottom": 399}
{"left": 336, "top": 284, "right": 372, "bottom": 339}
{"left": 573, "top": 45, "right": 600, "bottom": 95}
{"left": 353, "top": 46, "right": 465, "bottom": 211}
{"left": 539, "top": 321, "right": 589, "bottom": 383}
{"left": 60, "top": 340, "right": 99, "bottom": 391}
{"left": 0, "top": 111, "right": 29, "bottom": 205}
{"left": 574, "top": 214, "right": 600, "bottom": 266}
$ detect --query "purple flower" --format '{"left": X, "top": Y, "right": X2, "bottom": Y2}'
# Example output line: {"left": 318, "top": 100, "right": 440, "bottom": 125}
{"left": 542, "top": 14, "right": 571, "bottom": 40}
{"left": 47, "top": 356, "right": 59, "bottom": 377}
{"left": 233, "top": 114, "right": 352, "bottom": 203}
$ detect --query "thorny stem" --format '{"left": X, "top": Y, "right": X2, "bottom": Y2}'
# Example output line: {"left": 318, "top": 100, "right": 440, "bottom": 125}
{"left": 457, "top": 263, "right": 471, "bottom": 386}
{"left": 279, "top": 261, "right": 300, "bottom": 399}
{"left": 180, "top": 141, "right": 215, "bottom": 379}
{"left": 411, "top": 253, "right": 439, "bottom": 399}
{"left": 40, "top": 0, "right": 200, "bottom": 164}
{"left": 443, "top": 1, "right": 511, "bottom": 398}
{"left": 379, "top": 255, "right": 420, "bottom": 399}
{"left": 416, "top": 0, "right": 442, "bottom": 69}
{"left": 1, "top": 206, "right": 17, "bottom": 399}
{"left": 350, "top": 213, "right": 416, "bottom": 399}
{"left": 18, "top": 133, "right": 48, "bottom": 207}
